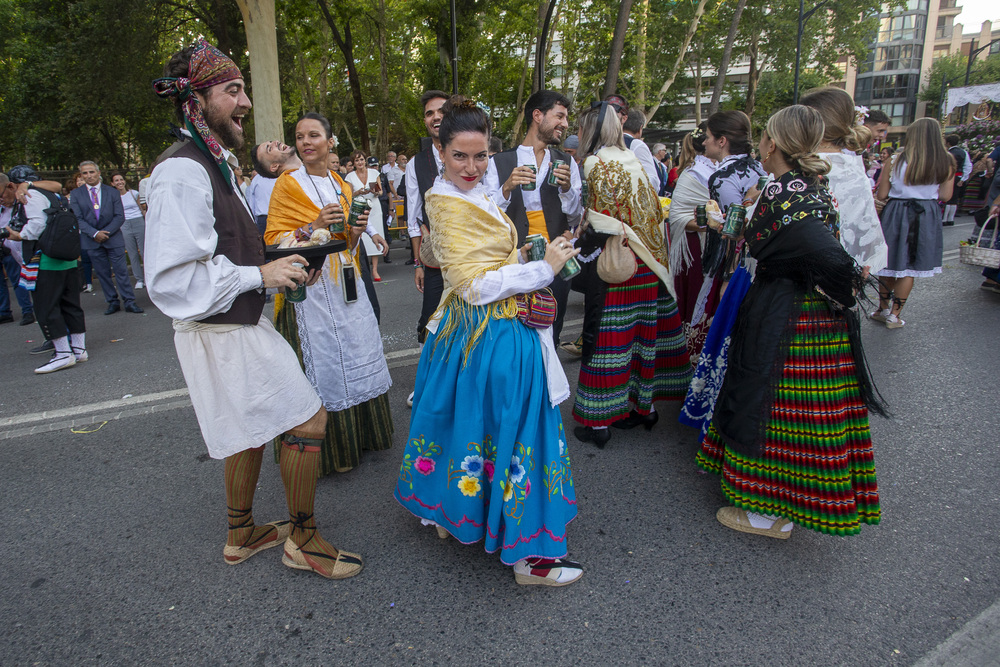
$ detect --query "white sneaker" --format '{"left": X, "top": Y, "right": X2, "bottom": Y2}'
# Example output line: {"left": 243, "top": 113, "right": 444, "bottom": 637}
{"left": 35, "top": 353, "right": 77, "bottom": 374}
{"left": 513, "top": 557, "right": 583, "bottom": 587}
{"left": 135, "top": 281, "right": 145, "bottom": 289}
{"left": 407, "top": 391, "right": 414, "bottom": 408}
{"left": 82, "top": 284, "right": 93, "bottom": 293}
{"left": 73, "top": 347, "right": 88, "bottom": 363}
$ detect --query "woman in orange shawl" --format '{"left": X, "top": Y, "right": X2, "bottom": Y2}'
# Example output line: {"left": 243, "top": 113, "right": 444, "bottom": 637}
{"left": 266, "top": 112, "right": 394, "bottom": 476}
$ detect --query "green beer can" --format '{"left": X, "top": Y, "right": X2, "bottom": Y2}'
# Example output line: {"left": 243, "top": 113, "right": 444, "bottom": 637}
{"left": 347, "top": 198, "right": 369, "bottom": 227}
{"left": 722, "top": 204, "right": 747, "bottom": 238}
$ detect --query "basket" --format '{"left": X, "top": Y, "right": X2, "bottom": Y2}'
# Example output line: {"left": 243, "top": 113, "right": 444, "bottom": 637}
{"left": 960, "top": 215, "right": 1000, "bottom": 269}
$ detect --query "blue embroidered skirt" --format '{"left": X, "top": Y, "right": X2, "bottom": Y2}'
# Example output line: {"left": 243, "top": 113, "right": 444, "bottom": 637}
{"left": 679, "top": 265, "right": 752, "bottom": 438}
{"left": 394, "top": 306, "right": 577, "bottom": 565}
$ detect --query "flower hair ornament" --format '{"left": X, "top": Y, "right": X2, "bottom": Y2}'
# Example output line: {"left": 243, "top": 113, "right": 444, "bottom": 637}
{"left": 854, "top": 105, "right": 870, "bottom": 127}
{"left": 691, "top": 127, "right": 705, "bottom": 139}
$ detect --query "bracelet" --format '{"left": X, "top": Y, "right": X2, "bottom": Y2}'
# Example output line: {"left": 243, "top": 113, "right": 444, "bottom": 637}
{"left": 294, "top": 223, "right": 314, "bottom": 242}
{"left": 741, "top": 199, "right": 754, "bottom": 207}
{"left": 258, "top": 266, "right": 265, "bottom": 289}
{"left": 414, "top": 261, "right": 423, "bottom": 269}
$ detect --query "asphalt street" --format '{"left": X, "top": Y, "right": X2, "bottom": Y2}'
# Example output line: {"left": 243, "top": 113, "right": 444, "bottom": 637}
{"left": 0, "top": 220, "right": 997, "bottom": 666}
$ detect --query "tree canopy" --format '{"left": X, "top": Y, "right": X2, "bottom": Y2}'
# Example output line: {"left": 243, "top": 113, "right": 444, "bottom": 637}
{"left": 0, "top": 0, "right": 887, "bottom": 173}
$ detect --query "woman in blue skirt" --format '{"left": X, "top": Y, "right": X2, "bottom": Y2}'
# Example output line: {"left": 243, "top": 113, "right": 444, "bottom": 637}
{"left": 393, "top": 96, "right": 583, "bottom": 587}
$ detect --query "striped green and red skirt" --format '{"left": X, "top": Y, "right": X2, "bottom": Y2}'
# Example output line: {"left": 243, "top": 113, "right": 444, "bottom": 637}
{"left": 572, "top": 261, "right": 692, "bottom": 426}
{"left": 696, "top": 294, "right": 879, "bottom": 535}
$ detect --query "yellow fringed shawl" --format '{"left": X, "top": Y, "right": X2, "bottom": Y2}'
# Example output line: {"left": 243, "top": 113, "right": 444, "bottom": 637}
{"left": 425, "top": 192, "right": 521, "bottom": 360}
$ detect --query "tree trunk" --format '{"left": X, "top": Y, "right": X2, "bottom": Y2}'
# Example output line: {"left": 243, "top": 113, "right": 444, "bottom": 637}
{"left": 603, "top": 0, "right": 635, "bottom": 99}
{"left": 708, "top": 0, "right": 747, "bottom": 116}
{"left": 235, "top": 0, "right": 282, "bottom": 145}
{"left": 316, "top": 0, "right": 370, "bottom": 152}
{"left": 694, "top": 52, "right": 703, "bottom": 125}
{"left": 513, "top": 23, "right": 536, "bottom": 143}
{"left": 374, "top": 0, "right": 391, "bottom": 157}
{"left": 744, "top": 32, "right": 759, "bottom": 118}
{"left": 291, "top": 32, "right": 314, "bottom": 114}
{"left": 644, "top": 0, "right": 710, "bottom": 120}
{"left": 636, "top": 0, "right": 649, "bottom": 107}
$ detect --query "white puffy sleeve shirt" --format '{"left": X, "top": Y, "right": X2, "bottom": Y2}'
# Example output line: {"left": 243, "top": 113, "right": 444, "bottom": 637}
{"left": 144, "top": 155, "right": 263, "bottom": 321}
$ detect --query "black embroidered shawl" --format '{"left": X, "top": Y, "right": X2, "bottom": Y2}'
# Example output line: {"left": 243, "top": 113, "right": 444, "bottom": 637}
{"left": 711, "top": 170, "right": 888, "bottom": 457}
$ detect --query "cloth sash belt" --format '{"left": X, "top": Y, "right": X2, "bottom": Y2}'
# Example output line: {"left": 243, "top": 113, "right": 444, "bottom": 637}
{"left": 173, "top": 319, "right": 248, "bottom": 334}
{"left": 526, "top": 210, "right": 549, "bottom": 241}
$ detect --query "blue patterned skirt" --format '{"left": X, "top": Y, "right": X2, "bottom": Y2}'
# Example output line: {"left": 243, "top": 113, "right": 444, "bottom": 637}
{"left": 679, "top": 265, "right": 752, "bottom": 437}
{"left": 394, "top": 306, "right": 577, "bottom": 565}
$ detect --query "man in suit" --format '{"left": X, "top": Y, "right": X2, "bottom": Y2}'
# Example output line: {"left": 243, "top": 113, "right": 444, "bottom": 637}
{"left": 70, "top": 161, "right": 143, "bottom": 314}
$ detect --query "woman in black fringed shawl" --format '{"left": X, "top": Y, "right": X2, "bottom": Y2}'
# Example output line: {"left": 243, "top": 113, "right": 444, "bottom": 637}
{"left": 696, "top": 105, "right": 889, "bottom": 539}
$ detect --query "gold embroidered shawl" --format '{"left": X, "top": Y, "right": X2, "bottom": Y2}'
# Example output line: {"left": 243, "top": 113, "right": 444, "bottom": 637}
{"left": 583, "top": 147, "right": 673, "bottom": 296}
{"left": 424, "top": 192, "right": 520, "bottom": 358}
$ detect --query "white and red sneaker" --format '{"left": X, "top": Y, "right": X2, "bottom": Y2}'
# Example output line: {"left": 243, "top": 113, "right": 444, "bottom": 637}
{"left": 513, "top": 557, "right": 583, "bottom": 587}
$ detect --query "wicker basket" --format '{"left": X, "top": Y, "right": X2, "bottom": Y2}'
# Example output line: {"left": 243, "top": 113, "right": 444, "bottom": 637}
{"left": 960, "top": 216, "right": 1000, "bottom": 269}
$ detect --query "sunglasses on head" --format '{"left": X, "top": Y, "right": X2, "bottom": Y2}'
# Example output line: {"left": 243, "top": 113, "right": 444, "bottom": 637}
{"left": 591, "top": 100, "right": 624, "bottom": 115}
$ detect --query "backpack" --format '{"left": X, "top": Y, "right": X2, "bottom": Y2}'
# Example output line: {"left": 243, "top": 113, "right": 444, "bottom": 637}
{"left": 31, "top": 188, "right": 81, "bottom": 261}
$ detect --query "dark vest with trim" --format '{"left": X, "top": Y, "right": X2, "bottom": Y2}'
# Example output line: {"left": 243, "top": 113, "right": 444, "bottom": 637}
{"left": 413, "top": 145, "right": 439, "bottom": 228}
{"left": 172, "top": 141, "right": 266, "bottom": 325}
{"left": 492, "top": 146, "right": 571, "bottom": 243}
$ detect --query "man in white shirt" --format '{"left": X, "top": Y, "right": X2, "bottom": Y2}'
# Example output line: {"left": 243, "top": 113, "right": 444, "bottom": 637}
{"left": 402, "top": 89, "right": 448, "bottom": 407}
{"left": 137, "top": 175, "right": 151, "bottom": 214}
{"left": 381, "top": 151, "right": 404, "bottom": 195}
{"left": 147, "top": 39, "right": 362, "bottom": 580}
{"left": 485, "top": 89, "right": 582, "bottom": 347}
{"left": 247, "top": 140, "right": 301, "bottom": 233}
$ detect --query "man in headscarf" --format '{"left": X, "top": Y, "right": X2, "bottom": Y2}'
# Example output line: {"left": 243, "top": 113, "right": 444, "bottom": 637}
{"left": 146, "top": 39, "right": 362, "bottom": 580}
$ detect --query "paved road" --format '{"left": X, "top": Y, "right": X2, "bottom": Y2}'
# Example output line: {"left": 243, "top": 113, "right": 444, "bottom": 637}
{"left": 0, "top": 222, "right": 997, "bottom": 666}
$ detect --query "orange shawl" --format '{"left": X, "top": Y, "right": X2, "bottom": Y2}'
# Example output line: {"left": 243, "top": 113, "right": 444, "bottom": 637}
{"left": 265, "top": 169, "right": 360, "bottom": 278}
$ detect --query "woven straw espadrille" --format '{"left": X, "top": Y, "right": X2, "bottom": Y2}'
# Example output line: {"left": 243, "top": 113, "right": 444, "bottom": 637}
{"left": 716, "top": 507, "right": 792, "bottom": 540}
{"left": 282, "top": 541, "right": 364, "bottom": 580}
{"left": 223, "top": 520, "right": 291, "bottom": 565}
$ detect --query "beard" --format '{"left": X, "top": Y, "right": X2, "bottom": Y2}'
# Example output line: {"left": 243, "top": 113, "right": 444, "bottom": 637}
{"left": 538, "top": 121, "right": 564, "bottom": 146}
{"left": 203, "top": 100, "right": 246, "bottom": 151}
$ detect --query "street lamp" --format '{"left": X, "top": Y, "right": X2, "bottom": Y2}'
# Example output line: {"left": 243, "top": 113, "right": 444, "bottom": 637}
{"left": 793, "top": 0, "right": 831, "bottom": 104}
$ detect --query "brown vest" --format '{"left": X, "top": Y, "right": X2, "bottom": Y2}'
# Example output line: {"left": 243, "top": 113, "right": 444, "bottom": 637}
{"left": 172, "top": 141, "right": 266, "bottom": 325}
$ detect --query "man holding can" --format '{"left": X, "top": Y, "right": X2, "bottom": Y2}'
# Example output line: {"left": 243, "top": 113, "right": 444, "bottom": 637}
{"left": 146, "top": 39, "right": 363, "bottom": 580}
{"left": 486, "top": 89, "right": 583, "bottom": 348}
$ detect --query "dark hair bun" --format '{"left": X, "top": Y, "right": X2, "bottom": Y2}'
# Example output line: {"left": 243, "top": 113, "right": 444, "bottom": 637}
{"left": 439, "top": 95, "right": 491, "bottom": 148}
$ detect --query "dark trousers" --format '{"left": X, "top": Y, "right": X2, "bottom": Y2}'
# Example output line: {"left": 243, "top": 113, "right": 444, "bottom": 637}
{"left": 576, "top": 260, "right": 608, "bottom": 363}
{"left": 987, "top": 171, "right": 1000, "bottom": 209}
{"left": 34, "top": 267, "right": 85, "bottom": 340}
{"left": 417, "top": 266, "right": 444, "bottom": 344}
{"left": 0, "top": 252, "right": 32, "bottom": 316}
{"left": 89, "top": 244, "right": 136, "bottom": 306}
{"left": 550, "top": 273, "right": 572, "bottom": 345}
{"left": 357, "top": 242, "right": 380, "bottom": 323}
{"left": 79, "top": 247, "right": 93, "bottom": 286}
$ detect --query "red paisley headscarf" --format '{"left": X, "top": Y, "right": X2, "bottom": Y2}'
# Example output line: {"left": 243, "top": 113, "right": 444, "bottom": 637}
{"left": 153, "top": 39, "right": 243, "bottom": 184}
